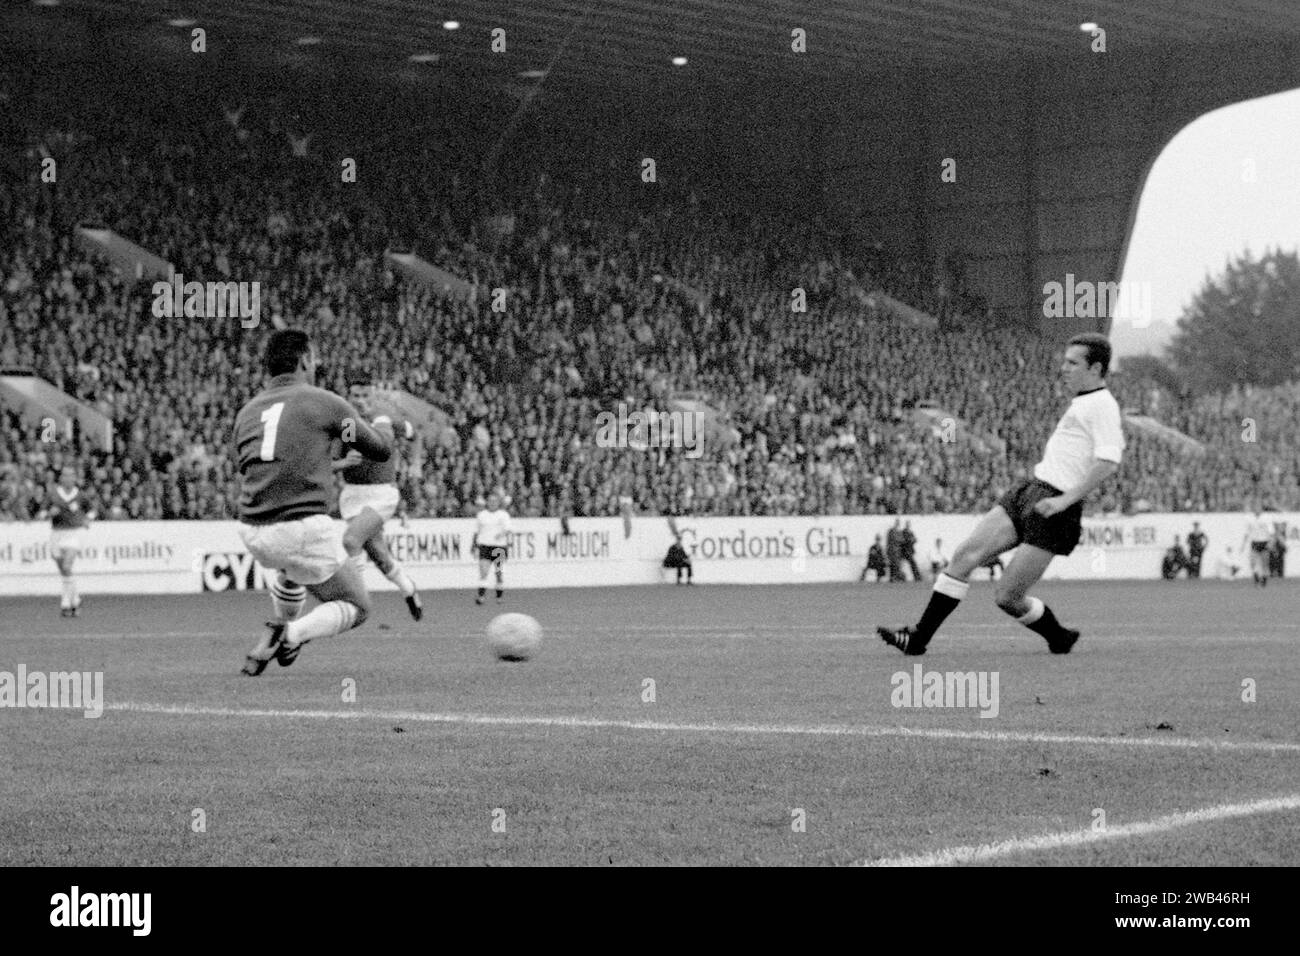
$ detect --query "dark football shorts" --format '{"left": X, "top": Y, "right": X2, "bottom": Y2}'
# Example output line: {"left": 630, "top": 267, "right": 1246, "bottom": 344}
{"left": 996, "top": 478, "right": 1084, "bottom": 556}
{"left": 478, "top": 544, "right": 507, "bottom": 563}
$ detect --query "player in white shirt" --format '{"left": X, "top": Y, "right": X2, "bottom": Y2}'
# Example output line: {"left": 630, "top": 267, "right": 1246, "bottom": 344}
{"left": 474, "top": 490, "right": 511, "bottom": 605}
{"left": 1213, "top": 544, "right": 1241, "bottom": 580}
{"left": 1241, "top": 503, "right": 1273, "bottom": 588}
{"left": 880, "top": 333, "right": 1124, "bottom": 656}
{"left": 927, "top": 538, "right": 949, "bottom": 580}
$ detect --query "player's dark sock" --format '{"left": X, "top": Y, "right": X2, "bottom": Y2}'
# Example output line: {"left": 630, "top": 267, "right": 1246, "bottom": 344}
{"left": 478, "top": 587, "right": 485, "bottom": 598}
{"left": 496, "top": 588, "right": 503, "bottom": 599}
{"left": 912, "top": 573, "right": 970, "bottom": 644}
{"left": 1014, "top": 599, "right": 1065, "bottom": 638}
{"left": 1012, "top": 597, "right": 1076, "bottom": 652}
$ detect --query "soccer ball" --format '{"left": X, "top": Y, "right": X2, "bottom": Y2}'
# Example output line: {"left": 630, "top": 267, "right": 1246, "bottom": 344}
{"left": 486, "top": 613, "right": 543, "bottom": 662}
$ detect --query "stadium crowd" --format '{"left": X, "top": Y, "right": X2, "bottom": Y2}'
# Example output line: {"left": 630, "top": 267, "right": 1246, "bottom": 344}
{"left": 3, "top": 86, "right": 1299, "bottom": 523}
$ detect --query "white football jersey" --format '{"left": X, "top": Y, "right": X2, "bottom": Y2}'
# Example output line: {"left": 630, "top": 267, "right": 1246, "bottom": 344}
{"left": 1033, "top": 387, "right": 1124, "bottom": 493}
{"left": 1245, "top": 517, "right": 1272, "bottom": 544}
{"left": 476, "top": 509, "right": 511, "bottom": 547}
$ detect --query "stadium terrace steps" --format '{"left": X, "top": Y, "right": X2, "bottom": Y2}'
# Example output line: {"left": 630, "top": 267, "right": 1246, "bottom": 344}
{"left": 367, "top": 385, "right": 458, "bottom": 450}
{"left": 859, "top": 289, "right": 939, "bottom": 330}
{"left": 74, "top": 226, "right": 172, "bottom": 281}
{"left": 384, "top": 250, "right": 474, "bottom": 301}
{"left": 1122, "top": 413, "right": 1206, "bottom": 457}
{"left": 914, "top": 404, "right": 1006, "bottom": 457}
{"left": 0, "top": 369, "right": 113, "bottom": 451}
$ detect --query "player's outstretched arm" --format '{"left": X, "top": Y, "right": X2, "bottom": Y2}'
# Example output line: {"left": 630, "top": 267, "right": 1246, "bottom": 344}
{"left": 331, "top": 451, "right": 365, "bottom": 472}
{"left": 1062, "top": 459, "right": 1119, "bottom": 505}
{"left": 335, "top": 401, "right": 392, "bottom": 463}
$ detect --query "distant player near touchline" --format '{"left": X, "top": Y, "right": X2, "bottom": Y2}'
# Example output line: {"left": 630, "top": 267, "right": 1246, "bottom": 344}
{"left": 232, "top": 329, "right": 393, "bottom": 676}
{"left": 332, "top": 374, "right": 422, "bottom": 620}
{"left": 1241, "top": 501, "right": 1272, "bottom": 588}
{"left": 42, "top": 464, "right": 94, "bottom": 618}
{"left": 474, "top": 490, "right": 511, "bottom": 605}
{"left": 878, "top": 333, "right": 1125, "bottom": 656}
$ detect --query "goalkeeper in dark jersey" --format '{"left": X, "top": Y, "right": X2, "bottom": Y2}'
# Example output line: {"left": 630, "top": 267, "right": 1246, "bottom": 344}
{"left": 333, "top": 375, "right": 422, "bottom": 620}
{"left": 231, "top": 330, "right": 392, "bottom": 676}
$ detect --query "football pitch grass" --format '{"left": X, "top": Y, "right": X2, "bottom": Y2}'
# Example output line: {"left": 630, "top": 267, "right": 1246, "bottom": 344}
{"left": 2, "top": 579, "right": 1297, "bottom": 866}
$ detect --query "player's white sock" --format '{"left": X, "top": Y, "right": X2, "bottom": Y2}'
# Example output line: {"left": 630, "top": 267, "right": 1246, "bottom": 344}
{"left": 1015, "top": 596, "right": 1045, "bottom": 624}
{"left": 384, "top": 563, "right": 416, "bottom": 597}
{"left": 933, "top": 573, "right": 969, "bottom": 600}
{"left": 285, "top": 601, "right": 360, "bottom": 646}
{"left": 271, "top": 575, "right": 306, "bottom": 621}
{"left": 61, "top": 577, "right": 76, "bottom": 609}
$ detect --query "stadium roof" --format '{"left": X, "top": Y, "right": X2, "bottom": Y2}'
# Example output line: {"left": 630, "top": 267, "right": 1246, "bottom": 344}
{"left": 7, "top": 0, "right": 1300, "bottom": 333}
{"left": 12, "top": 0, "right": 1300, "bottom": 92}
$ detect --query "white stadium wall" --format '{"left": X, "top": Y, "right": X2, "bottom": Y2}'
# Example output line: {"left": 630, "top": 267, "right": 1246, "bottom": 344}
{"left": 1, "top": 514, "right": 1296, "bottom": 596}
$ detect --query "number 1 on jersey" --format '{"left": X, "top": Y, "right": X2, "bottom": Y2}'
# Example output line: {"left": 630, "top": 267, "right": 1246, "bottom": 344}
{"left": 260, "top": 402, "right": 285, "bottom": 461}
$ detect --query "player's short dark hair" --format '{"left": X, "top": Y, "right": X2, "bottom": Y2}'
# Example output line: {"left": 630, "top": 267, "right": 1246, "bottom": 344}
{"left": 265, "top": 329, "right": 312, "bottom": 376}
{"left": 345, "top": 371, "right": 371, "bottom": 389}
{"left": 1067, "top": 333, "right": 1112, "bottom": 377}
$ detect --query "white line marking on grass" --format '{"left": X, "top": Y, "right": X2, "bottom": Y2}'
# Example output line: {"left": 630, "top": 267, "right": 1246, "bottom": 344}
{"left": 106, "top": 702, "right": 1300, "bottom": 754}
{"left": 858, "top": 794, "right": 1300, "bottom": 867}
{"left": 641, "top": 622, "right": 1266, "bottom": 643}
{"left": 2, "top": 632, "right": 234, "bottom": 640}
{"left": 6, "top": 624, "right": 1295, "bottom": 641}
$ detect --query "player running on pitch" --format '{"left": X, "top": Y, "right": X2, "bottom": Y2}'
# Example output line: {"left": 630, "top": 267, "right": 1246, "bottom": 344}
{"left": 1241, "top": 502, "right": 1272, "bottom": 588}
{"left": 878, "top": 333, "right": 1124, "bottom": 655}
{"left": 333, "top": 375, "right": 422, "bottom": 620}
{"left": 473, "top": 491, "right": 511, "bottom": 605}
{"left": 42, "top": 465, "right": 93, "bottom": 617}
{"left": 233, "top": 329, "right": 392, "bottom": 676}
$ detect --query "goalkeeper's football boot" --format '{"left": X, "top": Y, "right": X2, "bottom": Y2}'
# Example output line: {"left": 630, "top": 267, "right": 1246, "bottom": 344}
{"left": 241, "top": 621, "right": 287, "bottom": 676}
{"left": 275, "top": 631, "right": 307, "bottom": 667}
{"left": 878, "top": 625, "right": 927, "bottom": 656}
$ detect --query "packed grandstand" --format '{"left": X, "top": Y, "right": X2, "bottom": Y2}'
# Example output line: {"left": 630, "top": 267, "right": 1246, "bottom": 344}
{"left": 2, "top": 81, "right": 1297, "bottom": 524}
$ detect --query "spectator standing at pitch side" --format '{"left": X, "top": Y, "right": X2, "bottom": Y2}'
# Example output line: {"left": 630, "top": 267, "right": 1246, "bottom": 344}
{"left": 1269, "top": 527, "right": 1287, "bottom": 579}
{"left": 861, "top": 534, "right": 887, "bottom": 582}
{"left": 899, "top": 520, "right": 921, "bottom": 582}
{"left": 885, "top": 520, "right": 903, "bottom": 582}
{"left": 1161, "top": 536, "right": 1189, "bottom": 580}
{"left": 1186, "top": 522, "right": 1207, "bottom": 579}
{"left": 663, "top": 534, "right": 693, "bottom": 585}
